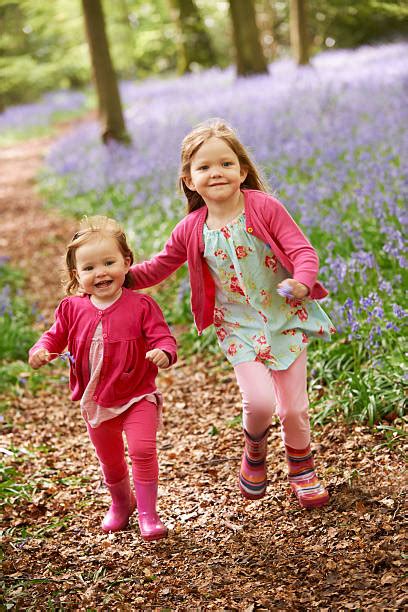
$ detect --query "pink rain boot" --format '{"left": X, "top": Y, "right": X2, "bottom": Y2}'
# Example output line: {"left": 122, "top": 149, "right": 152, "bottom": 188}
{"left": 239, "top": 428, "right": 269, "bottom": 500}
{"left": 134, "top": 481, "right": 168, "bottom": 542}
{"left": 101, "top": 474, "right": 136, "bottom": 533}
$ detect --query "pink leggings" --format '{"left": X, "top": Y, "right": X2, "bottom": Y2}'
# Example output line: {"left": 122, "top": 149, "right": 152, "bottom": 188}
{"left": 234, "top": 349, "right": 310, "bottom": 448}
{"left": 86, "top": 399, "right": 159, "bottom": 485}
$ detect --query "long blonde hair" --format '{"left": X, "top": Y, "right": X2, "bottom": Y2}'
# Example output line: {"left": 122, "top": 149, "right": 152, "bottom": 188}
{"left": 179, "top": 118, "right": 269, "bottom": 213}
{"left": 64, "top": 216, "right": 134, "bottom": 295}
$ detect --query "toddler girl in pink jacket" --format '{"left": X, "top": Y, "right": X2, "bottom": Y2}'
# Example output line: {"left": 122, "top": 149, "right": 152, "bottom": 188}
{"left": 29, "top": 216, "right": 177, "bottom": 540}
{"left": 129, "top": 118, "right": 336, "bottom": 509}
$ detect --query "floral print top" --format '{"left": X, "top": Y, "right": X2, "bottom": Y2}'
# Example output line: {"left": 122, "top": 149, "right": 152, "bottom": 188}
{"left": 203, "top": 212, "right": 336, "bottom": 370}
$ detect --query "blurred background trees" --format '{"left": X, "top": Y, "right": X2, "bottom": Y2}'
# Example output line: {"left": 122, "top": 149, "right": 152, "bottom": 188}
{"left": 290, "top": 0, "right": 310, "bottom": 65}
{"left": 81, "top": 0, "right": 129, "bottom": 143}
{"left": 1, "top": 0, "right": 408, "bottom": 108}
{"left": 229, "top": 0, "right": 268, "bottom": 75}
{"left": 168, "top": 0, "right": 217, "bottom": 73}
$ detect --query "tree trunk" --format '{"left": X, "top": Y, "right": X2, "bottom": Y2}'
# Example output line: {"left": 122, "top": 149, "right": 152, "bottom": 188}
{"left": 169, "top": 0, "right": 217, "bottom": 73}
{"left": 290, "top": 0, "right": 309, "bottom": 65}
{"left": 81, "top": 0, "right": 130, "bottom": 144}
{"left": 228, "top": 0, "right": 268, "bottom": 76}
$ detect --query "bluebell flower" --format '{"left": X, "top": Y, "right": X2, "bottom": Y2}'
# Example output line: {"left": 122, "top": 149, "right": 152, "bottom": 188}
{"left": 10, "top": 41, "right": 405, "bottom": 356}
{"left": 277, "top": 283, "right": 294, "bottom": 298}
{"left": 0, "top": 285, "right": 12, "bottom": 317}
{"left": 59, "top": 351, "right": 75, "bottom": 364}
{"left": 392, "top": 303, "right": 407, "bottom": 319}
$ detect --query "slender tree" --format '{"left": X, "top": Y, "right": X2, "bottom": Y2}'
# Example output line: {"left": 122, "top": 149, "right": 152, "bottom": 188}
{"left": 228, "top": 0, "right": 268, "bottom": 76}
{"left": 169, "top": 0, "right": 217, "bottom": 73}
{"left": 81, "top": 0, "right": 130, "bottom": 144}
{"left": 290, "top": 0, "right": 310, "bottom": 65}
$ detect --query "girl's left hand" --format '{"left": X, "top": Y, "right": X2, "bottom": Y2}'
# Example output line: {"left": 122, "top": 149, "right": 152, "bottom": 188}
{"left": 146, "top": 349, "right": 170, "bottom": 369}
{"left": 277, "top": 279, "right": 309, "bottom": 299}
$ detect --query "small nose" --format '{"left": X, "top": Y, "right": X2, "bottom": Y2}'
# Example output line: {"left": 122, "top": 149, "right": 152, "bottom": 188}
{"left": 210, "top": 166, "right": 222, "bottom": 177}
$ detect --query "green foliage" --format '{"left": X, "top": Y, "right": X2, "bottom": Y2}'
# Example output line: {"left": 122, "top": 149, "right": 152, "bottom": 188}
{"left": 2, "top": 0, "right": 407, "bottom": 108}
{"left": 310, "top": 338, "right": 407, "bottom": 426}
{"left": 0, "top": 264, "right": 38, "bottom": 362}
{"left": 0, "top": 262, "right": 69, "bottom": 395}
{"left": 0, "top": 261, "right": 24, "bottom": 288}
{"left": 104, "top": 0, "right": 180, "bottom": 77}
{"left": 227, "top": 414, "right": 243, "bottom": 428}
{"left": 169, "top": 0, "right": 219, "bottom": 73}
{"left": 0, "top": 310, "right": 37, "bottom": 362}
{"left": 0, "top": 449, "right": 33, "bottom": 508}
{"left": 374, "top": 422, "right": 408, "bottom": 450}
{"left": 0, "top": 361, "right": 63, "bottom": 396}
{"left": 0, "top": 0, "right": 89, "bottom": 106}
{"left": 179, "top": 324, "right": 219, "bottom": 357}
{"left": 308, "top": 0, "right": 408, "bottom": 50}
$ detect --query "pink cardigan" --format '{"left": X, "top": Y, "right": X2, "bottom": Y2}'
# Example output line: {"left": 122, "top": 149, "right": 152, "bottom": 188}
{"left": 29, "top": 289, "right": 177, "bottom": 407}
{"left": 130, "top": 189, "right": 329, "bottom": 334}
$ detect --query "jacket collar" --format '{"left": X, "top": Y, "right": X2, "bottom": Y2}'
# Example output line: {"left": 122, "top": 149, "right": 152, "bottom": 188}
{"left": 84, "top": 287, "right": 129, "bottom": 315}
{"left": 196, "top": 206, "right": 207, "bottom": 254}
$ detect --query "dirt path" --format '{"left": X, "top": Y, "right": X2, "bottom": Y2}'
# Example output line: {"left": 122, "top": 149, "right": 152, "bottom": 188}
{"left": 1, "top": 134, "right": 406, "bottom": 610}
{"left": 0, "top": 136, "right": 77, "bottom": 319}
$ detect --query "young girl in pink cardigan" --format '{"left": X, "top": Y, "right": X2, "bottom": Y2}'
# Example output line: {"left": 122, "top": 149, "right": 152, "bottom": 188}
{"left": 129, "top": 119, "right": 336, "bottom": 509}
{"left": 29, "top": 216, "right": 177, "bottom": 540}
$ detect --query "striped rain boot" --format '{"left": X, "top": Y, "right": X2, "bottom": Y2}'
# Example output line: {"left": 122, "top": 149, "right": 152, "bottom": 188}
{"left": 285, "top": 444, "right": 329, "bottom": 509}
{"left": 239, "top": 428, "right": 269, "bottom": 500}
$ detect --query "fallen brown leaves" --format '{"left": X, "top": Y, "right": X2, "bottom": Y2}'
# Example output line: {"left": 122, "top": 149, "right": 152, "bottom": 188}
{"left": 2, "top": 366, "right": 407, "bottom": 611}
{"left": 1, "top": 136, "right": 407, "bottom": 611}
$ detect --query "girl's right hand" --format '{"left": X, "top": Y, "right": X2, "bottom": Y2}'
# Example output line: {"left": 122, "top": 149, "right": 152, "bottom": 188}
{"left": 277, "top": 279, "right": 309, "bottom": 299}
{"left": 29, "top": 348, "right": 51, "bottom": 369}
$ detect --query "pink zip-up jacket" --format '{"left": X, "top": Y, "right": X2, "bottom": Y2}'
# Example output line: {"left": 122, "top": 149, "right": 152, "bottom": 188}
{"left": 130, "top": 189, "right": 329, "bottom": 334}
{"left": 29, "top": 288, "right": 177, "bottom": 407}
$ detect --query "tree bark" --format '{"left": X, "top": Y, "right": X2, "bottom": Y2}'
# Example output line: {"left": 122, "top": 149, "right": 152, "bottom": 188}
{"left": 169, "top": 0, "right": 217, "bottom": 73}
{"left": 81, "top": 0, "right": 130, "bottom": 144}
{"left": 228, "top": 0, "right": 268, "bottom": 76}
{"left": 290, "top": 0, "right": 309, "bottom": 65}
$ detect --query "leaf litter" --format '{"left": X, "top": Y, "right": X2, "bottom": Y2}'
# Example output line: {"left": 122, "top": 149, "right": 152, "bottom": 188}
{"left": 1, "top": 134, "right": 407, "bottom": 611}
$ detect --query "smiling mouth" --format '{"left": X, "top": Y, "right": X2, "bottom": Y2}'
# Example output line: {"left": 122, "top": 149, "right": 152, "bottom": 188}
{"left": 94, "top": 280, "right": 113, "bottom": 289}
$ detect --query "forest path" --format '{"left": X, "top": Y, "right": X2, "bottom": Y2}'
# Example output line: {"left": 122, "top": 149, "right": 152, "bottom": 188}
{"left": 1, "top": 132, "right": 406, "bottom": 610}
{"left": 0, "top": 134, "right": 77, "bottom": 319}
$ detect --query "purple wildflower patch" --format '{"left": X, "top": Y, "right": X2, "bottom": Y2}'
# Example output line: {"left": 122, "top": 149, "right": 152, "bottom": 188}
{"left": 36, "top": 42, "right": 407, "bottom": 353}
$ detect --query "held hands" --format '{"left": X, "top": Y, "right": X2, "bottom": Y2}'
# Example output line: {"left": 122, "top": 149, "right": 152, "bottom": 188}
{"left": 29, "top": 348, "right": 52, "bottom": 369}
{"left": 277, "top": 279, "right": 309, "bottom": 300}
{"left": 146, "top": 349, "right": 170, "bottom": 369}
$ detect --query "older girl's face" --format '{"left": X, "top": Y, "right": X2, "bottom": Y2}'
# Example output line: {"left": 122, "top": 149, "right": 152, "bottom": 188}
{"left": 74, "top": 235, "right": 130, "bottom": 304}
{"left": 184, "top": 137, "right": 247, "bottom": 208}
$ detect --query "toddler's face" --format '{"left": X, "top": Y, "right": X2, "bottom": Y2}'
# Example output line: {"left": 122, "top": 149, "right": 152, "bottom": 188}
{"left": 74, "top": 235, "right": 130, "bottom": 303}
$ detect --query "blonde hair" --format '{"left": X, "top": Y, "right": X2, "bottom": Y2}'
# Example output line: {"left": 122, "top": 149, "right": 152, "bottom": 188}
{"left": 64, "top": 216, "right": 134, "bottom": 295}
{"left": 179, "top": 118, "right": 269, "bottom": 213}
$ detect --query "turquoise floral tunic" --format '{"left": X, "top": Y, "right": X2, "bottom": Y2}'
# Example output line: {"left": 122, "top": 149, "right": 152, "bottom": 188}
{"left": 203, "top": 213, "right": 335, "bottom": 371}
